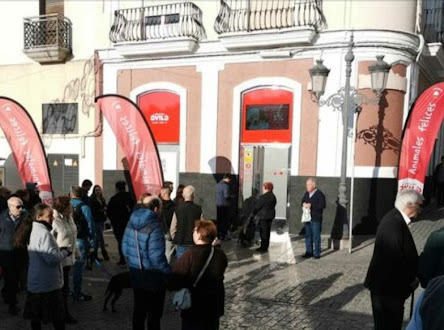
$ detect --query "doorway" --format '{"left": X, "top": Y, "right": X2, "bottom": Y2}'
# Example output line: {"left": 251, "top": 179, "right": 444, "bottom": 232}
{"left": 239, "top": 145, "right": 290, "bottom": 220}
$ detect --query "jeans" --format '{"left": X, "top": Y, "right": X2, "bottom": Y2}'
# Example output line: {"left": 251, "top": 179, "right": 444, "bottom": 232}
{"left": 72, "top": 238, "right": 88, "bottom": 298}
{"left": 176, "top": 246, "right": 189, "bottom": 259}
{"left": 304, "top": 220, "right": 322, "bottom": 257}
{"left": 94, "top": 222, "right": 106, "bottom": 255}
{"left": 133, "top": 288, "right": 165, "bottom": 330}
{"left": 165, "top": 239, "right": 175, "bottom": 264}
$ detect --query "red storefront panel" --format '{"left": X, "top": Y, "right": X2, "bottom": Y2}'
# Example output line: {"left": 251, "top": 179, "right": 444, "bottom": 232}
{"left": 241, "top": 88, "right": 293, "bottom": 143}
{"left": 138, "top": 91, "right": 180, "bottom": 143}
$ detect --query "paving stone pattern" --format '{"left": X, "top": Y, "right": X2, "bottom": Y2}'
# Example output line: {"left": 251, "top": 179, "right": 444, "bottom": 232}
{"left": 2, "top": 209, "right": 444, "bottom": 330}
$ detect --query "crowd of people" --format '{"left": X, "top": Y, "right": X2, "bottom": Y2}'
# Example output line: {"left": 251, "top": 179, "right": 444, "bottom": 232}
{"left": 0, "top": 178, "right": 238, "bottom": 330}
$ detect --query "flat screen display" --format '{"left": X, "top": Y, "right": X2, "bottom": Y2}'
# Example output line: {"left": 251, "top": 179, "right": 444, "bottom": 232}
{"left": 245, "top": 104, "right": 289, "bottom": 130}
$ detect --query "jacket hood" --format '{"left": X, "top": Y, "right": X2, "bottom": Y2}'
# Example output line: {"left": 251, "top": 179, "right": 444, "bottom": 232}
{"left": 71, "top": 198, "right": 83, "bottom": 207}
{"left": 128, "top": 208, "right": 159, "bottom": 231}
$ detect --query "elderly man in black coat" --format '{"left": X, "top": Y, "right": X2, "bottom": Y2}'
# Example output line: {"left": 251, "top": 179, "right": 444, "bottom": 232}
{"left": 364, "top": 189, "right": 423, "bottom": 330}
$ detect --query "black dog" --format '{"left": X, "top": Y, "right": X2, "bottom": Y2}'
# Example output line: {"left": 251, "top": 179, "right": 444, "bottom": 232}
{"left": 103, "top": 271, "right": 130, "bottom": 312}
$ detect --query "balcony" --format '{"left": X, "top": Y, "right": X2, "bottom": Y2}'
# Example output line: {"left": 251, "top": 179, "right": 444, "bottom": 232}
{"left": 422, "top": 4, "right": 444, "bottom": 44}
{"left": 109, "top": 2, "right": 206, "bottom": 57}
{"left": 23, "top": 14, "right": 72, "bottom": 64}
{"left": 214, "top": 0, "right": 325, "bottom": 50}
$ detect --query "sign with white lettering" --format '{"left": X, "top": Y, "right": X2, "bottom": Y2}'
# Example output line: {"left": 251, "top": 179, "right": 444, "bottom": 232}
{"left": 96, "top": 95, "right": 164, "bottom": 198}
{"left": 0, "top": 97, "right": 53, "bottom": 204}
{"left": 398, "top": 82, "right": 444, "bottom": 193}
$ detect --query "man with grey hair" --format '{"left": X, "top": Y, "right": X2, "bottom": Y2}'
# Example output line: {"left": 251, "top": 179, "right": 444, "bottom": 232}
{"left": 170, "top": 185, "right": 203, "bottom": 259}
{"left": 0, "top": 196, "right": 25, "bottom": 315}
{"left": 364, "top": 189, "right": 423, "bottom": 330}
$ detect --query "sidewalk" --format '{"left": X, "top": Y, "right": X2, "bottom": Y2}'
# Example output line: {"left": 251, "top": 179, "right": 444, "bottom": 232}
{"left": 2, "top": 209, "right": 443, "bottom": 329}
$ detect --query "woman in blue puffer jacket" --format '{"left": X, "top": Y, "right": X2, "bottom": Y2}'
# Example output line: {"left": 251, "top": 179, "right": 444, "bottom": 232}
{"left": 122, "top": 195, "right": 171, "bottom": 330}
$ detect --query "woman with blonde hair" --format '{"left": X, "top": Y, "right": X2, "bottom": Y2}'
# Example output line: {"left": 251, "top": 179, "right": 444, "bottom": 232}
{"left": 52, "top": 195, "right": 78, "bottom": 324}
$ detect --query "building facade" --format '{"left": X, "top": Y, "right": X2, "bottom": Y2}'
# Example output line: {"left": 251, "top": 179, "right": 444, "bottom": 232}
{"left": 0, "top": 0, "right": 443, "bottom": 235}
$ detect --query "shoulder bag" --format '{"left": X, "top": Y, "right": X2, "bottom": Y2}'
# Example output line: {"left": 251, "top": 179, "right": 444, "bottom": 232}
{"left": 173, "top": 246, "right": 214, "bottom": 311}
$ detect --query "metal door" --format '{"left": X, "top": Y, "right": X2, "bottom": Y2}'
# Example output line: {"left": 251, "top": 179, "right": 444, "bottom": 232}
{"left": 240, "top": 145, "right": 290, "bottom": 220}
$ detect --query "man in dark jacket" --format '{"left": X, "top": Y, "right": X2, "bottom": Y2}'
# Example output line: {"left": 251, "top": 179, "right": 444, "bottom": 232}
{"left": 215, "top": 173, "right": 234, "bottom": 240}
{"left": 170, "top": 185, "right": 203, "bottom": 259}
{"left": 107, "top": 181, "right": 135, "bottom": 266}
{"left": 0, "top": 197, "right": 25, "bottom": 315}
{"left": 253, "top": 182, "right": 277, "bottom": 253}
{"left": 301, "top": 177, "right": 326, "bottom": 259}
{"left": 159, "top": 187, "right": 176, "bottom": 263}
{"left": 418, "top": 226, "right": 444, "bottom": 288}
{"left": 70, "top": 185, "right": 96, "bottom": 301}
{"left": 364, "top": 189, "right": 423, "bottom": 330}
{"left": 122, "top": 195, "right": 171, "bottom": 330}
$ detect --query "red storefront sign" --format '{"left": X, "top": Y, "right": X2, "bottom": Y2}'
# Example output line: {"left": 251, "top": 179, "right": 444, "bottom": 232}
{"left": 138, "top": 91, "right": 180, "bottom": 143}
{"left": 241, "top": 88, "right": 293, "bottom": 143}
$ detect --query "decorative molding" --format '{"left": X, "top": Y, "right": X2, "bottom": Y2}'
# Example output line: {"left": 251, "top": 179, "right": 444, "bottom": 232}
{"left": 219, "top": 28, "right": 317, "bottom": 51}
{"left": 114, "top": 38, "right": 198, "bottom": 58}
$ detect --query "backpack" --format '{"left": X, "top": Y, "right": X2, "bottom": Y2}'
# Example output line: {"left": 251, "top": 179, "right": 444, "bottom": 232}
{"left": 73, "top": 202, "right": 89, "bottom": 239}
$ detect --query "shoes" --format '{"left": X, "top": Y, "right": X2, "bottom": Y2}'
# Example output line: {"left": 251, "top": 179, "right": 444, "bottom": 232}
{"left": 73, "top": 293, "right": 92, "bottom": 302}
{"left": 65, "top": 315, "right": 78, "bottom": 324}
{"left": 8, "top": 305, "right": 20, "bottom": 315}
{"left": 255, "top": 248, "right": 268, "bottom": 253}
{"left": 313, "top": 255, "right": 321, "bottom": 259}
{"left": 116, "top": 260, "right": 126, "bottom": 266}
{"left": 302, "top": 253, "right": 313, "bottom": 258}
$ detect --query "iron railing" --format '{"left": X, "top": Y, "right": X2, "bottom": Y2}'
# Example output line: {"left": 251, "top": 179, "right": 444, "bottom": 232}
{"left": 110, "top": 2, "right": 206, "bottom": 43}
{"left": 24, "top": 14, "right": 72, "bottom": 49}
{"left": 422, "top": 2, "right": 444, "bottom": 43}
{"left": 214, "top": 0, "right": 325, "bottom": 34}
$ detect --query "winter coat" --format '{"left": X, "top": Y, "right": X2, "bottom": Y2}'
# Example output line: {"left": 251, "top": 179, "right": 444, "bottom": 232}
{"left": 71, "top": 198, "right": 95, "bottom": 242}
{"left": 0, "top": 209, "right": 24, "bottom": 251}
{"left": 168, "top": 244, "right": 228, "bottom": 321}
{"left": 253, "top": 191, "right": 277, "bottom": 221}
{"left": 51, "top": 210, "right": 77, "bottom": 267}
{"left": 27, "top": 221, "right": 67, "bottom": 293}
{"left": 107, "top": 191, "right": 134, "bottom": 238}
{"left": 122, "top": 208, "right": 171, "bottom": 290}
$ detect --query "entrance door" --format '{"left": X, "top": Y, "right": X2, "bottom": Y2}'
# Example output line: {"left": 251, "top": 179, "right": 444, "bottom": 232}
{"left": 240, "top": 145, "right": 290, "bottom": 220}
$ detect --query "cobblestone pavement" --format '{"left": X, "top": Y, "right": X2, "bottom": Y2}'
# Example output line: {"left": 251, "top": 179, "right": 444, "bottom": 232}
{"left": 2, "top": 207, "right": 444, "bottom": 330}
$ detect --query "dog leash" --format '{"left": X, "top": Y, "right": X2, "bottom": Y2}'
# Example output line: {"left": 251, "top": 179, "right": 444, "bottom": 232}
{"left": 94, "top": 258, "right": 115, "bottom": 278}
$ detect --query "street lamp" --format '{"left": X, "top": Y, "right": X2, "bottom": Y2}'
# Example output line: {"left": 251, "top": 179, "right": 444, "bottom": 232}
{"left": 309, "top": 35, "right": 391, "bottom": 247}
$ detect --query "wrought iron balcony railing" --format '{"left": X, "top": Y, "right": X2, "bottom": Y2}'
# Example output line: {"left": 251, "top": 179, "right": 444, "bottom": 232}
{"left": 422, "top": 4, "right": 444, "bottom": 43}
{"left": 214, "top": 0, "right": 325, "bottom": 34}
{"left": 110, "top": 2, "right": 206, "bottom": 43}
{"left": 24, "top": 14, "right": 72, "bottom": 50}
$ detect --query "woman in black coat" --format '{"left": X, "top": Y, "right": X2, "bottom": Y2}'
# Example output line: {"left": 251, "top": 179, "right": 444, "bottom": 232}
{"left": 168, "top": 220, "right": 228, "bottom": 330}
{"left": 89, "top": 185, "right": 109, "bottom": 261}
{"left": 253, "top": 182, "right": 277, "bottom": 253}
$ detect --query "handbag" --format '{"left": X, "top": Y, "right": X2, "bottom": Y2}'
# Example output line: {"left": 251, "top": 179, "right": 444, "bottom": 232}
{"left": 173, "top": 246, "right": 214, "bottom": 311}
{"left": 301, "top": 207, "right": 311, "bottom": 223}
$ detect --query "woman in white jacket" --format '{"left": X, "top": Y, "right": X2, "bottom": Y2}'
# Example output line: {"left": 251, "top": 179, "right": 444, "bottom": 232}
{"left": 52, "top": 196, "right": 78, "bottom": 325}
{"left": 23, "top": 203, "right": 71, "bottom": 330}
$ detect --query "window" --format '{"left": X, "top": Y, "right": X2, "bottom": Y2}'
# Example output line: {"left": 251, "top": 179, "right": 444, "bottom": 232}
{"left": 144, "top": 13, "right": 180, "bottom": 26}
{"left": 42, "top": 103, "right": 78, "bottom": 134}
{"left": 246, "top": 104, "right": 289, "bottom": 130}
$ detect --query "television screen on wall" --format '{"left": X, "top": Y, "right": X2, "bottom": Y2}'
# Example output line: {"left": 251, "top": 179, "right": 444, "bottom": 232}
{"left": 245, "top": 104, "right": 289, "bottom": 130}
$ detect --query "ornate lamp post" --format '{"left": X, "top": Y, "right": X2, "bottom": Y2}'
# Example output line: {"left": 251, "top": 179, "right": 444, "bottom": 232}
{"left": 309, "top": 35, "right": 391, "bottom": 246}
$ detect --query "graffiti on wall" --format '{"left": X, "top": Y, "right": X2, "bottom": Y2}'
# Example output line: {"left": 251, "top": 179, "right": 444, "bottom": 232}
{"left": 42, "top": 103, "right": 78, "bottom": 134}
